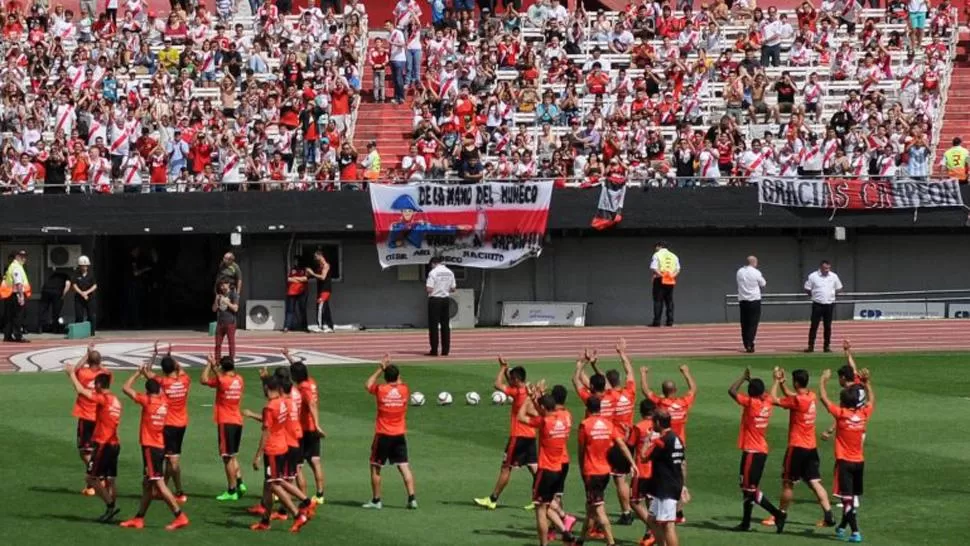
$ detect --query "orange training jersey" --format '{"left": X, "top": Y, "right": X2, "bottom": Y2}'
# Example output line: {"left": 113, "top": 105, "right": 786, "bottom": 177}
{"left": 262, "top": 397, "right": 289, "bottom": 456}
{"left": 204, "top": 373, "right": 244, "bottom": 425}
{"left": 285, "top": 389, "right": 303, "bottom": 447}
{"left": 735, "top": 393, "right": 774, "bottom": 453}
{"left": 368, "top": 382, "right": 409, "bottom": 436}
{"left": 73, "top": 367, "right": 114, "bottom": 421}
{"left": 298, "top": 378, "right": 319, "bottom": 432}
{"left": 611, "top": 379, "right": 637, "bottom": 439}
{"left": 648, "top": 391, "right": 695, "bottom": 443}
{"left": 827, "top": 402, "right": 873, "bottom": 463}
{"left": 134, "top": 393, "right": 168, "bottom": 449}
{"left": 91, "top": 392, "right": 122, "bottom": 445}
{"left": 628, "top": 418, "right": 657, "bottom": 478}
{"left": 528, "top": 408, "right": 572, "bottom": 472}
{"left": 504, "top": 386, "right": 538, "bottom": 439}
{"left": 158, "top": 373, "right": 191, "bottom": 427}
{"left": 577, "top": 387, "right": 615, "bottom": 418}
{"left": 777, "top": 390, "right": 818, "bottom": 449}
{"left": 578, "top": 415, "right": 621, "bottom": 476}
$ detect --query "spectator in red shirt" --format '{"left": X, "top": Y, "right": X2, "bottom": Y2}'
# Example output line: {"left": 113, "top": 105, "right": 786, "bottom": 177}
{"left": 330, "top": 79, "right": 353, "bottom": 136}
{"left": 369, "top": 38, "right": 389, "bottom": 103}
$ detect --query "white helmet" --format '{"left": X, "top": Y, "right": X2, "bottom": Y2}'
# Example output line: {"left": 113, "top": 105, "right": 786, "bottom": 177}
{"left": 77, "top": 255, "right": 91, "bottom": 266}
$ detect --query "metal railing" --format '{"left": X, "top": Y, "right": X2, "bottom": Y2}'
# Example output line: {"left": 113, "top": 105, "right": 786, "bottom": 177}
{"left": 722, "top": 288, "right": 970, "bottom": 322}
{"left": 4, "top": 174, "right": 959, "bottom": 194}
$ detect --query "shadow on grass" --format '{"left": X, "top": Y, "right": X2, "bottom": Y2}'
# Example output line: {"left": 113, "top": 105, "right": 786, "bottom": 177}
{"left": 471, "top": 526, "right": 535, "bottom": 540}
{"left": 28, "top": 485, "right": 141, "bottom": 500}
{"left": 687, "top": 519, "right": 837, "bottom": 542}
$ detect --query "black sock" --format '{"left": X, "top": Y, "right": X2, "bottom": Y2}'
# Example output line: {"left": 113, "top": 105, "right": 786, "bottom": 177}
{"left": 372, "top": 497, "right": 381, "bottom": 504}
{"left": 846, "top": 507, "right": 859, "bottom": 533}
{"left": 489, "top": 494, "right": 498, "bottom": 503}
{"left": 176, "top": 490, "right": 184, "bottom": 496}
{"left": 106, "top": 502, "right": 115, "bottom": 510}
{"left": 260, "top": 515, "right": 270, "bottom": 525}
{"left": 277, "top": 505, "right": 287, "bottom": 515}
{"left": 824, "top": 509, "right": 834, "bottom": 523}
{"left": 741, "top": 499, "right": 754, "bottom": 528}
{"left": 758, "top": 494, "right": 782, "bottom": 518}
{"left": 173, "top": 509, "right": 181, "bottom": 517}
{"left": 676, "top": 509, "right": 684, "bottom": 519}
{"left": 136, "top": 510, "right": 146, "bottom": 518}
{"left": 237, "top": 477, "right": 244, "bottom": 487}
{"left": 407, "top": 494, "right": 416, "bottom": 503}
{"left": 228, "top": 487, "right": 236, "bottom": 494}
{"left": 299, "top": 498, "right": 311, "bottom": 509}
{"left": 316, "top": 490, "right": 324, "bottom": 498}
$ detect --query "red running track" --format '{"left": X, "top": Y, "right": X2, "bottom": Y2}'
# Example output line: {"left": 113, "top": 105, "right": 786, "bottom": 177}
{"left": 4, "top": 319, "right": 970, "bottom": 371}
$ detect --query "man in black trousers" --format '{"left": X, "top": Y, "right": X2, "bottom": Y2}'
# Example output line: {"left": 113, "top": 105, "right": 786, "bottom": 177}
{"left": 804, "top": 260, "right": 843, "bottom": 353}
{"left": 425, "top": 256, "right": 456, "bottom": 357}
{"left": 736, "top": 256, "right": 766, "bottom": 353}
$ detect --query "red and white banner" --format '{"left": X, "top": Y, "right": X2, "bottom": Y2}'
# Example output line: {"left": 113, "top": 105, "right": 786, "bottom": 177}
{"left": 759, "top": 178, "right": 964, "bottom": 209}
{"left": 370, "top": 181, "right": 553, "bottom": 269}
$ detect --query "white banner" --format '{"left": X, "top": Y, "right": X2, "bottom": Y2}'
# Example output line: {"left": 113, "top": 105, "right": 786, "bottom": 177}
{"left": 370, "top": 182, "right": 553, "bottom": 269}
{"left": 853, "top": 302, "right": 945, "bottom": 320}
{"left": 500, "top": 301, "right": 588, "bottom": 327}
{"left": 759, "top": 178, "right": 964, "bottom": 209}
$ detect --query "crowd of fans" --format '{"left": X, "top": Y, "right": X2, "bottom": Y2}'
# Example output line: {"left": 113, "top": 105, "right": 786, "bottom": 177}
{"left": 0, "top": 0, "right": 958, "bottom": 193}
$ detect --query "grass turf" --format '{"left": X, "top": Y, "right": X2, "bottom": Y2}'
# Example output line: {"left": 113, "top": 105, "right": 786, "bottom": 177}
{"left": 0, "top": 352, "right": 967, "bottom": 545}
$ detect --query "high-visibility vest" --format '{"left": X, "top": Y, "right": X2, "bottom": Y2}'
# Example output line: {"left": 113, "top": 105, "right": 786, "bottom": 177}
{"left": 654, "top": 249, "right": 679, "bottom": 286}
{"left": 944, "top": 146, "right": 968, "bottom": 179}
{"left": 0, "top": 261, "right": 31, "bottom": 299}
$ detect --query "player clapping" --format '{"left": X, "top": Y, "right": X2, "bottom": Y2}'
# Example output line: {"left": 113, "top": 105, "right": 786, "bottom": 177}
{"left": 284, "top": 348, "right": 328, "bottom": 505}
{"left": 200, "top": 355, "right": 247, "bottom": 501}
{"left": 141, "top": 342, "right": 190, "bottom": 503}
{"left": 363, "top": 354, "right": 417, "bottom": 510}
{"left": 70, "top": 344, "right": 113, "bottom": 496}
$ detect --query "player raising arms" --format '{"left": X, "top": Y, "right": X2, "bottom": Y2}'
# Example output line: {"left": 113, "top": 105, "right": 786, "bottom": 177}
{"left": 64, "top": 361, "right": 122, "bottom": 523}
{"left": 576, "top": 396, "right": 639, "bottom": 546}
{"left": 119, "top": 367, "right": 190, "bottom": 531}
{"left": 474, "top": 357, "right": 537, "bottom": 510}
{"left": 516, "top": 381, "right": 577, "bottom": 546}
{"left": 819, "top": 367, "right": 874, "bottom": 544}
{"left": 247, "top": 375, "right": 313, "bottom": 532}
{"left": 761, "top": 367, "right": 836, "bottom": 528}
{"left": 70, "top": 344, "right": 113, "bottom": 496}
{"left": 822, "top": 340, "right": 865, "bottom": 441}
{"left": 142, "top": 342, "right": 190, "bottom": 503}
{"left": 201, "top": 355, "right": 246, "bottom": 501}
{"left": 645, "top": 410, "right": 687, "bottom": 546}
{"left": 640, "top": 363, "right": 696, "bottom": 523}
{"left": 606, "top": 339, "right": 638, "bottom": 526}
{"left": 728, "top": 367, "right": 787, "bottom": 533}
{"left": 628, "top": 398, "right": 658, "bottom": 546}
{"left": 363, "top": 354, "right": 417, "bottom": 510}
{"left": 284, "top": 349, "right": 328, "bottom": 505}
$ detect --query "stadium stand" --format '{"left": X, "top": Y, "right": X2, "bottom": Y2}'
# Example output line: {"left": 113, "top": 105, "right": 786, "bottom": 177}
{"left": 0, "top": 0, "right": 958, "bottom": 191}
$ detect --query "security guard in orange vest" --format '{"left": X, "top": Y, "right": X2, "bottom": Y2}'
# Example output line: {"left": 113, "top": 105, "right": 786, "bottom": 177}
{"left": 650, "top": 241, "right": 681, "bottom": 327}
{"left": 1, "top": 249, "right": 32, "bottom": 342}
{"left": 942, "top": 137, "right": 969, "bottom": 183}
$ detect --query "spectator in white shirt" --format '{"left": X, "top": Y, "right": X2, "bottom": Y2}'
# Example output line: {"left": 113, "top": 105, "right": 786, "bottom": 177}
{"left": 804, "top": 260, "right": 843, "bottom": 352}
{"left": 736, "top": 255, "right": 766, "bottom": 353}
{"left": 385, "top": 21, "right": 408, "bottom": 104}
{"left": 760, "top": 7, "right": 783, "bottom": 67}
{"left": 425, "top": 256, "right": 456, "bottom": 356}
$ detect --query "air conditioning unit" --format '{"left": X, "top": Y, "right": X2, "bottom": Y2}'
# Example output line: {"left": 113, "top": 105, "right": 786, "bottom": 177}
{"left": 246, "top": 300, "right": 285, "bottom": 331}
{"left": 449, "top": 289, "right": 476, "bottom": 329}
{"left": 47, "top": 244, "right": 83, "bottom": 269}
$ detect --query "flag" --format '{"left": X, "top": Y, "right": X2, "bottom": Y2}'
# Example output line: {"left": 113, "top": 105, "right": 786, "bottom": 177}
{"left": 591, "top": 175, "right": 627, "bottom": 230}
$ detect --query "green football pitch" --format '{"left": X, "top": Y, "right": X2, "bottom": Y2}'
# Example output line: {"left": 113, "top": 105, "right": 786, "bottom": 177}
{"left": 1, "top": 352, "right": 967, "bottom": 546}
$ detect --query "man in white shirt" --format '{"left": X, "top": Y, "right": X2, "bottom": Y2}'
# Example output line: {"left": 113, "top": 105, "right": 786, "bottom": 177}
{"left": 385, "top": 21, "right": 408, "bottom": 104}
{"left": 804, "top": 260, "right": 843, "bottom": 353}
{"left": 760, "top": 7, "right": 783, "bottom": 67}
{"left": 736, "top": 256, "right": 767, "bottom": 353}
{"left": 425, "top": 256, "right": 456, "bottom": 356}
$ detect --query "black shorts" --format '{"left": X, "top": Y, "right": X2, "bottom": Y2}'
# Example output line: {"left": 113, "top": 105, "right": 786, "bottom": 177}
{"left": 164, "top": 426, "right": 186, "bottom": 455}
{"left": 631, "top": 475, "right": 652, "bottom": 502}
{"left": 533, "top": 469, "right": 563, "bottom": 504}
{"left": 502, "top": 436, "right": 537, "bottom": 468}
{"left": 608, "top": 444, "right": 633, "bottom": 476}
{"left": 834, "top": 460, "right": 864, "bottom": 497}
{"left": 287, "top": 445, "right": 303, "bottom": 477}
{"left": 556, "top": 462, "right": 569, "bottom": 495}
{"left": 301, "top": 433, "right": 322, "bottom": 461}
{"left": 739, "top": 451, "right": 768, "bottom": 492}
{"left": 142, "top": 446, "right": 165, "bottom": 480}
{"left": 87, "top": 442, "right": 120, "bottom": 479}
{"left": 77, "top": 419, "right": 96, "bottom": 450}
{"left": 370, "top": 434, "right": 409, "bottom": 466}
{"left": 218, "top": 424, "right": 243, "bottom": 457}
{"left": 584, "top": 474, "right": 610, "bottom": 506}
{"left": 783, "top": 447, "right": 821, "bottom": 483}
{"left": 264, "top": 453, "right": 288, "bottom": 482}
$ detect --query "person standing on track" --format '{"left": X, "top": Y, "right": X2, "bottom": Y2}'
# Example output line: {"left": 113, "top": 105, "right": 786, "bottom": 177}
{"left": 201, "top": 354, "right": 247, "bottom": 501}
{"left": 72, "top": 255, "right": 98, "bottom": 336}
{"left": 761, "top": 367, "right": 836, "bottom": 529}
{"left": 819, "top": 367, "right": 874, "bottom": 544}
{"left": 2, "top": 249, "right": 31, "bottom": 342}
{"left": 736, "top": 255, "right": 766, "bottom": 353}
{"left": 363, "top": 354, "right": 418, "bottom": 510}
{"left": 649, "top": 242, "right": 680, "bottom": 327}
{"left": 728, "top": 367, "right": 787, "bottom": 533}
{"left": 212, "top": 281, "right": 239, "bottom": 361}
{"left": 425, "top": 256, "right": 455, "bottom": 356}
{"left": 307, "top": 251, "right": 335, "bottom": 334}
{"left": 475, "top": 358, "right": 538, "bottom": 510}
{"left": 804, "top": 260, "right": 843, "bottom": 353}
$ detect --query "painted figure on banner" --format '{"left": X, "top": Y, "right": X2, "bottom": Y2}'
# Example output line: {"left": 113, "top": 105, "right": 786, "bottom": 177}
{"left": 387, "top": 194, "right": 473, "bottom": 249}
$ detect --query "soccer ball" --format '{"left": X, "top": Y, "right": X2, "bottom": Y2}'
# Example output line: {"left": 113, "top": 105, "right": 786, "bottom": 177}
{"left": 491, "top": 391, "right": 508, "bottom": 405}
{"left": 438, "top": 392, "right": 454, "bottom": 405}
{"left": 409, "top": 392, "right": 426, "bottom": 406}
{"left": 465, "top": 392, "right": 481, "bottom": 405}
